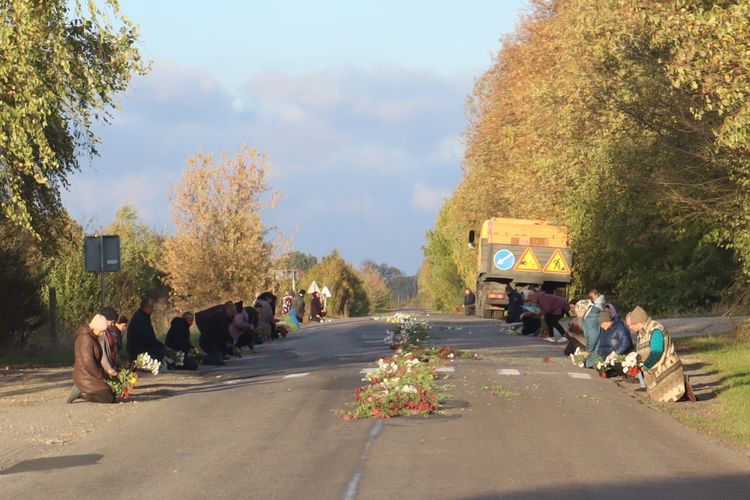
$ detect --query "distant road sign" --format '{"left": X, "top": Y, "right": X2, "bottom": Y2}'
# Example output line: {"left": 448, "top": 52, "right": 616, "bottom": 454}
{"left": 493, "top": 249, "right": 516, "bottom": 271}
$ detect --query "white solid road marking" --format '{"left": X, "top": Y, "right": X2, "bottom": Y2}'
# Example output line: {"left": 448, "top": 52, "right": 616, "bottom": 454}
{"left": 341, "top": 420, "right": 384, "bottom": 500}
{"left": 435, "top": 367, "right": 455, "bottom": 373}
{"left": 282, "top": 372, "right": 310, "bottom": 379}
{"left": 568, "top": 372, "right": 592, "bottom": 380}
{"left": 497, "top": 368, "right": 521, "bottom": 376}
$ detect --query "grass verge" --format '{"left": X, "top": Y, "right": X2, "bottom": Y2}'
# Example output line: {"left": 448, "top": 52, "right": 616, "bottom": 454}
{"left": 674, "top": 332, "right": 750, "bottom": 447}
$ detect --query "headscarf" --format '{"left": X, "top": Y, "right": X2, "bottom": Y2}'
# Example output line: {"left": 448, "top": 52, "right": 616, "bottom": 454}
{"left": 88, "top": 314, "right": 108, "bottom": 333}
{"left": 574, "top": 299, "right": 592, "bottom": 315}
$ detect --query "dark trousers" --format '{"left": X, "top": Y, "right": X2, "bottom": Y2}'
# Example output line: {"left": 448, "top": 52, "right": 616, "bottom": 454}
{"left": 171, "top": 355, "right": 198, "bottom": 370}
{"left": 522, "top": 317, "right": 542, "bottom": 335}
{"left": 84, "top": 390, "right": 115, "bottom": 403}
{"left": 544, "top": 314, "right": 566, "bottom": 338}
{"left": 236, "top": 331, "right": 255, "bottom": 350}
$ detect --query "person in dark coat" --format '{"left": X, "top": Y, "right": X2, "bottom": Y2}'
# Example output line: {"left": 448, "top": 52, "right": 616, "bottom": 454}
{"left": 598, "top": 309, "right": 634, "bottom": 358}
{"left": 292, "top": 290, "right": 306, "bottom": 323}
{"left": 463, "top": 288, "right": 476, "bottom": 316}
{"left": 69, "top": 315, "right": 115, "bottom": 403}
{"left": 165, "top": 312, "right": 199, "bottom": 370}
{"left": 197, "top": 302, "right": 236, "bottom": 365}
{"left": 309, "top": 291, "right": 323, "bottom": 322}
{"left": 505, "top": 285, "right": 524, "bottom": 323}
{"left": 126, "top": 298, "right": 165, "bottom": 361}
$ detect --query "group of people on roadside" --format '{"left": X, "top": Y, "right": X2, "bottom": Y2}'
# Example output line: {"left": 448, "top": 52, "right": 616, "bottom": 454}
{"left": 500, "top": 284, "right": 687, "bottom": 403}
{"left": 69, "top": 289, "right": 309, "bottom": 404}
{"left": 569, "top": 295, "right": 687, "bottom": 402}
{"left": 283, "top": 289, "right": 326, "bottom": 323}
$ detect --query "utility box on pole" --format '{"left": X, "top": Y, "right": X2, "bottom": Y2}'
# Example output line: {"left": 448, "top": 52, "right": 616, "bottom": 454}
{"left": 84, "top": 235, "right": 121, "bottom": 308}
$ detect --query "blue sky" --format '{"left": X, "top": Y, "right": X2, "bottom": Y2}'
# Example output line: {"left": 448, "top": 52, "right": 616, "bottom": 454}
{"left": 63, "top": 0, "right": 528, "bottom": 274}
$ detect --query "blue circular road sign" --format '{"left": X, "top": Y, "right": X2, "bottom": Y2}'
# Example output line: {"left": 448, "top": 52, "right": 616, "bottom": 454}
{"left": 493, "top": 249, "right": 515, "bottom": 271}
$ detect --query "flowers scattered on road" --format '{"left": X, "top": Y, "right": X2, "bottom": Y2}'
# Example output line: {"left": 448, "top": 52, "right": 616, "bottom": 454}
{"left": 383, "top": 313, "right": 431, "bottom": 349}
{"left": 341, "top": 352, "right": 441, "bottom": 420}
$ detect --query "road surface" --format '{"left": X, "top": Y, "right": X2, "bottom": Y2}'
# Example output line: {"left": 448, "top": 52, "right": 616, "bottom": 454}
{"left": 2, "top": 314, "right": 750, "bottom": 499}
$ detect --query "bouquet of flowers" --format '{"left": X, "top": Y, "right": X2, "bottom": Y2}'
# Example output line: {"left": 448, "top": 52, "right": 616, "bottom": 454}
{"left": 569, "top": 347, "right": 589, "bottom": 368}
{"left": 106, "top": 369, "right": 138, "bottom": 399}
{"left": 134, "top": 352, "right": 161, "bottom": 375}
{"left": 620, "top": 351, "right": 643, "bottom": 378}
{"left": 191, "top": 347, "right": 204, "bottom": 365}
{"left": 162, "top": 348, "right": 185, "bottom": 368}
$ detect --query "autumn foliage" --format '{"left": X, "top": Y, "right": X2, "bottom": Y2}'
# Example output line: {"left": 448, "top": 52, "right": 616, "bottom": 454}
{"left": 421, "top": 0, "right": 750, "bottom": 313}
{"left": 163, "top": 145, "right": 278, "bottom": 310}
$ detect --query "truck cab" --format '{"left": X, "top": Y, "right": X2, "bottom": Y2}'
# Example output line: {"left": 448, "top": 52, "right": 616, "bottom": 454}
{"left": 468, "top": 218, "right": 572, "bottom": 319}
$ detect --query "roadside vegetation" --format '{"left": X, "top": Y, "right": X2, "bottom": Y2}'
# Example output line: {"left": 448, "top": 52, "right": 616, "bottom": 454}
{"left": 419, "top": 0, "right": 750, "bottom": 315}
{"left": 674, "top": 330, "right": 750, "bottom": 447}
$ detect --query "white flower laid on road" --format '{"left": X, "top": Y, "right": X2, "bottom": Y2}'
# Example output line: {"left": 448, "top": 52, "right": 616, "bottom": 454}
{"left": 134, "top": 352, "right": 161, "bottom": 375}
{"left": 163, "top": 349, "right": 185, "bottom": 368}
{"left": 570, "top": 347, "right": 589, "bottom": 368}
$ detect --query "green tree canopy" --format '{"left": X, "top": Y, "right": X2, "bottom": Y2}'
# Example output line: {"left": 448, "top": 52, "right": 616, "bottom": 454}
{"left": 0, "top": 0, "right": 146, "bottom": 235}
{"left": 305, "top": 250, "right": 369, "bottom": 317}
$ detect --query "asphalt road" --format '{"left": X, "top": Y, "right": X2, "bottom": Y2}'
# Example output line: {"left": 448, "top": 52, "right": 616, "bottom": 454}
{"left": 2, "top": 315, "right": 750, "bottom": 499}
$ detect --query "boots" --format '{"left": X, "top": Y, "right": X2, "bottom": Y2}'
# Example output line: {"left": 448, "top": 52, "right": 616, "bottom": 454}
{"left": 66, "top": 385, "right": 83, "bottom": 404}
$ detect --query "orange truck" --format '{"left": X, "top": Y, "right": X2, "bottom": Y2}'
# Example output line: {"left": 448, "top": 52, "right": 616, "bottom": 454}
{"left": 468, "top": 218, "right": 572, "bottom": 319}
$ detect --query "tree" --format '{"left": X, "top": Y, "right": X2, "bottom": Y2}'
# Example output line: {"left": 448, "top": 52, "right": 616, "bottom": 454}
{"left": 280, "top": 251, "right": 318, "bottom": 274}
{"left": 305, "top": 251, "right": 369, "bottom": 317}
{"left": 420, "top": 0, "right": 745, "bottom": 313}
{"left": 163, "top": 145, "right": 278, "bottom": 310}
{"left": 359, "top": 261, "right": 390, "bottom": 313}
{"left": 0, "top": 0, "right": 147, "bottom": 235}
{"left": 104, "top": 204, "right": 166, "bottom": 317}
{"left": 0, "top": 221, "right": 45, "bottom": 348}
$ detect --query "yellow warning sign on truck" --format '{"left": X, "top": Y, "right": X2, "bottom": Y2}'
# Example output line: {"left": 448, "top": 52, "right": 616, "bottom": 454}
{"left": 543, "top": 249, "right": 570, "bottom": 274}
{"left": 514, "top": 247, "right": 542, "bottom": 272}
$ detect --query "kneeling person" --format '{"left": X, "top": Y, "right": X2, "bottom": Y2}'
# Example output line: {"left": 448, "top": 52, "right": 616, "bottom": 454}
{"left": 71, "top": 314, "right": 116, "bottom": 403}
{"left": 626, "top": 306, "right": 686, "bottom": 402}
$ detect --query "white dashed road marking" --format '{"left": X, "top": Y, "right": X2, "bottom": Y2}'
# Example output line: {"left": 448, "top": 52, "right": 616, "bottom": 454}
{"left": 497, "top": 368, "right": 521, "bottom": 376}
{"left": 283, "top": 372, "right": 310, "bottom": 379}
{"left": 435, "top": 367, "right": 455, "bottom": 373}
{"left": 567, "top": 372, "right": 592, "bottom": 380}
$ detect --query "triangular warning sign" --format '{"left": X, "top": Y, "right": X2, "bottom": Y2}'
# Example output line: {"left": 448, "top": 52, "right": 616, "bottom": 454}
{"left": 543, "top": 249, "right": 570, "bottom": 274}
{"left": 514, "top": 247, "right": 542, "bottom": 272}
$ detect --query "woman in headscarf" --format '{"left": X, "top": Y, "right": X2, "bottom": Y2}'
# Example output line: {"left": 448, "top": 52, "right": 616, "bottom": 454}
{"left": 572, "top": 299, "right": 601, "bottom": 368}
{"left": 68, "top": 314, "right": 116, "bottom": 403}
{"left": 626, "top": 306, "right": 686, "bottom": 402}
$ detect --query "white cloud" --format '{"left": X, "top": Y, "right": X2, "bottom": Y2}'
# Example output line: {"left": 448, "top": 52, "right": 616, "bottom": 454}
{"left": 412, "top": 181, "right": 451, "bottom": 212}
{"left": 64, "top": 61, "right": 468, "bottom": 271}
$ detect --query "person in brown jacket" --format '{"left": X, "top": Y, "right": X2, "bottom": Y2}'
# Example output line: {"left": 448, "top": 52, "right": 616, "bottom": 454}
{"left": 68, "top": 314, "right": 116, "bottom": 404}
